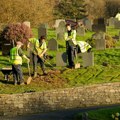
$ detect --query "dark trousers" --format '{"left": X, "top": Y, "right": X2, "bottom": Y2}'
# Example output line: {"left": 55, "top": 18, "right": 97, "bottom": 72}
{"left": 31, "top": 52, "right": 45, "bottom": 73}
{"left": 66, "top": 41, "right": 76, "bottom": 67}
{"left": 12, "top": 64, "right": 23, "bottom": 84}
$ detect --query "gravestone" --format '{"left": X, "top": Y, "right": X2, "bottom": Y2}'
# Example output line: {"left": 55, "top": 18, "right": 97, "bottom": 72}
{"left": 77, "top": 26, "right": 85, "bottom": 36}
{"left": 23, "top": 21, "right": 30, "bottom": 28}
{"left": 93, "top": 32, "right": 106, "bottom": 50}
{"left": 56, "top": 52, "right": 67, "bottom": 66}
{"left": 48, "top": 38, "right": 58, "bottom": 51}
{"left": 108, "top": 17, "right": 118, "bottom": 27}
{"left": 57, "top": 32, "right": 64, "bottom": 40}
{"left": 92, "top": 18, "right": 106, "bottom": 32}
{"left": 54, "top": 19, "right": 65, "bottom": 28}
{"left": 114, "top": 20, "right": 120, "bottom": 29}
{"left": 2, "top": 43, "right": 13, "bottom": 56}
{"left": 81, "top": 52, "right": 94, "bottom": 67}
{"left": 56, "top": 21, "right": 66, "bottom": 34}
{"left": 38, "top": 24, "right": 47, "bottom": 39}
{"left": 84, "top": 19, "right": 92, "bottom": 31}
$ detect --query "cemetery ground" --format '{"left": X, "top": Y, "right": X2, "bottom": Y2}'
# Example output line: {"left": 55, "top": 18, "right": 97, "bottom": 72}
{"left": 0, "top": 27, "right": 120, "bottom": 94}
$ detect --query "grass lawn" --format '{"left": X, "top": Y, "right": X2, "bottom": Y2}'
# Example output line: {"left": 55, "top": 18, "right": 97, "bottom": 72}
{"left": 0, "top": 26, "right": 120, "bottom": 94}
{"left": 74, "top": 106, "right": 120, "bottom": 120}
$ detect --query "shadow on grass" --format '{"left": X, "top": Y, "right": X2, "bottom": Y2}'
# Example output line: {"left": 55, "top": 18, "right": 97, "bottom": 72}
{"left": 0, "top": 79, "right": 13, "bottom": 85}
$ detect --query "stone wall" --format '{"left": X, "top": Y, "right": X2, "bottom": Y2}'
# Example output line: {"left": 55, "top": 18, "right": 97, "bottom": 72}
{"left": 0, "top": 82, "right": 120, "bottom": 116}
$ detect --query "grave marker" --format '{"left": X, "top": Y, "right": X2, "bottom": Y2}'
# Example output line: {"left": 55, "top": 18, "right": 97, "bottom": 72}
{"left": 48, "top": 38, "right": 58, "bottom": 51}
{"left": 56, "top": 52, "right": 67, "bottom": 66}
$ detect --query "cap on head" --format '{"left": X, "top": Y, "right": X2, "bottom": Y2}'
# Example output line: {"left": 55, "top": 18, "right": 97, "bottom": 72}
{"left": 16, "top": 41, "right": 23, "bottom": 46}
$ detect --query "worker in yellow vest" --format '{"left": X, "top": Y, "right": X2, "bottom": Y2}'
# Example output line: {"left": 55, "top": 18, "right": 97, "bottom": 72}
{"left": 64, "top": 23, "right": 77, "bottom": 68}
{"left": 38, "top": 36, "right": 47, "bottom": 75}
{"left": 10, "top": 41, "right": 30, "bottom": 85}
{"left": 28, "top": 37, "right": 39, "bottom": 78}
{"left": 28, "top": 36, "right": 47, "bottom": 76}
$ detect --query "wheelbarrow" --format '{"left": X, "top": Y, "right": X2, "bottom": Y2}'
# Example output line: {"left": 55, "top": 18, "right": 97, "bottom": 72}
{"left": 0, "top": 68, "right": 12, "bottom": 81}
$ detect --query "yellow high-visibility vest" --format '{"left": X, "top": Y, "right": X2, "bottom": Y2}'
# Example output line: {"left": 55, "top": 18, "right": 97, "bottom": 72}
{"left": 10, "top": 47, "right": 22, "bottom": 65}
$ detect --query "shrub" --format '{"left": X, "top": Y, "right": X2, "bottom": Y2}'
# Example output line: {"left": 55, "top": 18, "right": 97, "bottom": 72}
{"left": 0, "top": 23, "right": 33, "bottom": 48}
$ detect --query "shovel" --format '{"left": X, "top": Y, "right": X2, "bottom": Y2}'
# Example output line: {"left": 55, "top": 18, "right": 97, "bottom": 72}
{"left": 26, "top": 62, "right": 32, "bottom": 85}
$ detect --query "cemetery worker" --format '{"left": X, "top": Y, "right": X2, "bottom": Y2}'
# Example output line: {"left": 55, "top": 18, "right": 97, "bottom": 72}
{"left": 37, "top": 36, "right": 47, "bottom": 75}
{"left": 10, "top": 41, "right": 30, "bottom": 85}
{"left": 27, "top": 37, "right": 39, "bottom": 78}
{"left": 76, "top": 41, "right": 92, "bottom": 53}
{"left": 64, "top": 23, "right": 77, "bottom": 68}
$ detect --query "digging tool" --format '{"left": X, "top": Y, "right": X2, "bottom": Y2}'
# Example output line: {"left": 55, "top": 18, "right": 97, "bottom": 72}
{"left": 26, "top": 62, "right": 32, "bottom": 85}
{"left": 74, "top": 48, "right": 80, "bottom": 69}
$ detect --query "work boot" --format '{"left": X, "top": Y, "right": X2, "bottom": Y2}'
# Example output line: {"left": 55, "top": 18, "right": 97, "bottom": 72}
{"left": 33, "top": 72, "right": 37, "bottom": 78}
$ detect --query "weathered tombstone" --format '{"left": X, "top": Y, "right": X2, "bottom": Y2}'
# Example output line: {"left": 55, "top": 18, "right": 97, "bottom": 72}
{"left": 57, "top": 32, "right": 64, "bottom": 40}
{"left": 2, "top": 42, "right": 13, "bottom": 56}
{"left": 93, "top": 32, "right": 106, "bottom": 50}
{"left": 114, "top": 20, "right": 120, "bottom": 29}
{"left": 23, "top": 21, "right": 30, "bottom": 28}
{"left": 84, "top": 19, "right": 92, "bottom": 31}
{"left": 77, "top": 26, "right": 85, "bottom": 36}
{"left": 54, "top": 19, "right": 65, "bottom": 28}
{"left": 48, "top": 38, "right": 58, "bottom": 51}
{"left": 38, "top": 24, "right": 47, "bottom": 39}
{"left": 56, "top": 52, "right": 67, "bottom": 66}
{"left": 81, "top": 52, "right": 94, "bottom": 67}
{"left": 92, "top": 18, "right": 106, "bottom": 32}
{"left": 108, "top": 17, "right": 118, "bottom": 27}
{"left": 56, "top": 21, "right": 66, "bottom": 34}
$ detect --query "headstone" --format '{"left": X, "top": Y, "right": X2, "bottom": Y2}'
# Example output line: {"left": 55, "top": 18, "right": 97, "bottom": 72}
{"left": 81, "top": 52, "right": 94, "bottom": 67}
{"left": 77, "top": 26, "right": 85, "bottom": 36}
{"left": 93, "top": 32, "right": 106, "bottom": 50}
{"left": 48, "top": 38, "right": 58, "bottom": 51}
{"left": 92, "top": 18, "right": 106, "bottom": 32}
{"left": 23, "top": 21, "right": 30, "bottom": 28}
{"left": 57, "top": 32, "right": 64, "bottom": 40}
{"left": 108, "top": 17, "right": 118, "bottom": 27}
{"left": 84, "top": 19, "right": 92, "bottom": 31}
{"left": 56, "top": 52, "right": 67, "bottom": 66}
{"left": 2, "top": 43, "right": 13, "bottom": 56}
{"left": 56, "top": 21, "right": 66, "bottom": 34}
{"left": 54, "top": 19, "right": 65, "bottom": 28}
{"left": 114, "top": 20, "right": 120, "bottom": 29}
{"left": 38, "top": 24, "right": 47, "bottom": 39}
{"left": 92, "top": 24, "right": 106, "bottom": 32}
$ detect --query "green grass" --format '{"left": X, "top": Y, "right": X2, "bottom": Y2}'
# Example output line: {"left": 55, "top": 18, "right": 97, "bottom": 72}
{"left": 74, "top": 106, "right": 120, "bottom": 120}
{"left": 0, "top": 27, "right": 120, "bottom": 94}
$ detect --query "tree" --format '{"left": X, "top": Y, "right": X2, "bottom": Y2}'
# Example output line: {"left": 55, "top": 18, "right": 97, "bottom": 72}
{"left": 54, "top": 0, "right": 88, "bottom": 20}
{"left": 1, "top": 23, "right": 33, "bottom": 48}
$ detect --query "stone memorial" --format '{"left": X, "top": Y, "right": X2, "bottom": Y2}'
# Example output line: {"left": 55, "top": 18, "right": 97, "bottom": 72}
{"left": 48, "top": 38, "right": 58, "bottom": 51}
{"left": 56, "top": 52, "right": 67, "bottom": 66}
{"left": 84, "top": 19, "right": 92, "bottom": 31}
{"left": 108, "top": 17, "right": 118, "bottom": 27}
{"left": 57, "top": 32, "right": 64, "bottom": 40}
{"left": 77, "top": 26, "right": 85, "bottom": 36}
{"left": 93, "top": 32, "right": 106, "bottom": 50}
{"left": 56, "top": 21, "right": 66, "bottom": 34}
{"left": 82, "top": 52, "right": 94, "bottom": 67}
{"left": 2, "top": 42, "right": 13, "bottom": 56}
{"left": 54, "top": 19, "right": 65, "bottom": 28}
{"left": 23, "top": 21, "right": 30, "bottom": 28}
{"left": 114, "top": 20, "right": 120, "bottom": 29}
{"left": 38, "top": 24, "right": 47, "bottom": 39}
{"left": 92, "top": 18, "right": 106, "bottom": 32}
